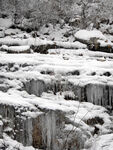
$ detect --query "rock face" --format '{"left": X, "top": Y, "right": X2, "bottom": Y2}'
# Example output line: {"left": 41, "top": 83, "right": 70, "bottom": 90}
{"left": 24, "top": 79, "right": 113, "bottom": 109}
{"left": 0, "top": 89, "right": 112, "bottom": 150}
{"left": 0, "top": 104, "right": 57, "bottom": 149}
{"left": 24, "top": 79, "right": 47, "bottom": 97}
{"left": 0, "top": 104, "right": 33, "bottom": 146}
{"left": 85, "top": 84, "right": 113, "bottom": 106}
{"left": 0, "top": 102, "right": 92, "bottom": 150}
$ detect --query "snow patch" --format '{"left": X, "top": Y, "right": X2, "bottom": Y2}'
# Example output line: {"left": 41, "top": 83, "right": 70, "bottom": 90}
{"left": 75, "top": 30, "right": 107, "bottom": 41}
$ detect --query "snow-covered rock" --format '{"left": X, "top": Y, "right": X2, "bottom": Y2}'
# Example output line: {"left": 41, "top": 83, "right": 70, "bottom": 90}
{"left": 75, "top": 30, "right": 107, "bottom": 41}
{"left": 75, "top": 30, "right": 113, "bottom": 53}
{"left": 0, "top": 36, "right": 86, "bottom": 53}
{"left": 1, "top": 45, "right": 31, "bottom": 53}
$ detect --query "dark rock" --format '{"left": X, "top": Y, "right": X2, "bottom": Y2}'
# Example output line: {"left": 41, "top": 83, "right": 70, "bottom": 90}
{"left": 103, "top": 72, "right": 111, "bottom": 77}
{"left": 91, "top": 72, "right": 96, "bottom": 76}
{"left": 67, "top": 70, "right": 80, "bottom": 76}
{"left": 86, "top": 117, "right": 104, "bottom": 126}
{"left": 24, "top": 79, "right": 47, "bottom": 97}
{"left": 30, "top": 44, "right": 59, "bottom": 54}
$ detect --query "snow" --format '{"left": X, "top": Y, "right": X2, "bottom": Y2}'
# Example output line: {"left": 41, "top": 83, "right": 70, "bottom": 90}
{"left": 0, "top": 90, "right": 37, "bottom": 110}
{"left": 91, "top": 134, "right": 113, "bottom": 150}
{"left": 0, "top": 26, "right": 113, "bottom": 149}
{"left": 0, "top": 134, "right": 39, "bottom": 150}
{"left": 5, "top": 28, "right": 22, "bottom": 36}
{"left": 98, "top": 39, "right": 113, "bottom": 47}
{"left": 0, "top": 18, "right": 13, "bottom": 28}
{"left": 0, "top": 37, "right": 28, "bottom": 46}
{"left": 0, "top": 36, "right": 87, "bottom": 50}
{"left": 56, "top": 41, "right": 87, "bottom": 49}
{"left": 38, "top": 23, "right": 76, "bottom": 42}
{"left": 0, "top": 50, "right": 113, "bottom": 87}
{"left": 0, "top": 88, "right": 109, "bottom": 122}
{"left": 1, "top": 45, "right": 30, "bottom": 52}
{"left": 75, "top": 30, "right": 107, "bottom": 41}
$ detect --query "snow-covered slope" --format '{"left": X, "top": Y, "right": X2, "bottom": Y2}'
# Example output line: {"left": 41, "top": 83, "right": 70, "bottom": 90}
{"left": 0, "top": 28, "right": 113, "bottom": 150}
